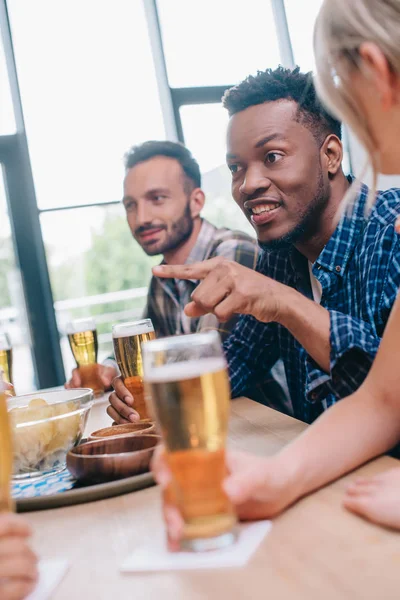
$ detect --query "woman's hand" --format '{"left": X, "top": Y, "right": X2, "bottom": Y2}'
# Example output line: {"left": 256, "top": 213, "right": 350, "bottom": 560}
{"left": 0, "top": 513, "right": 38, "bottom": 600}
{"left": 151, "top": 446, "right": 300, "bottom": 549}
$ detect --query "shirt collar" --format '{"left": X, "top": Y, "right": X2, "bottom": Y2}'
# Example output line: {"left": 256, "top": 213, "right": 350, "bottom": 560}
{"left": 185, "top": 218, "right": 217, "bottom": 266}
{"left": 315, "top": 180, "right": 369, "bottom": 276}
{"left": 158, "top": 218, "right": 217, "bottom": 284}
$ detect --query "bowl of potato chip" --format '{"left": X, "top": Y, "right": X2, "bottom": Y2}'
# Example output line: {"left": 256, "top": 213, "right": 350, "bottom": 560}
{"left": 8, "top": 388, "right": 93, "bottom": 479}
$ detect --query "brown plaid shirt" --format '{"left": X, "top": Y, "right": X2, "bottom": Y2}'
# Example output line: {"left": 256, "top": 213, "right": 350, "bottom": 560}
{"left": 144, "top": 219, "right": 259, "bottom": 341}
{"left": 105, "top": 218, "right": 290, "bottom": 414}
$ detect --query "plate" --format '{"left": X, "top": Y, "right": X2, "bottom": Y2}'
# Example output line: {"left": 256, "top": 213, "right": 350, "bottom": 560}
{"left": 14, "top": 468, "right": 155, "bottom": 512}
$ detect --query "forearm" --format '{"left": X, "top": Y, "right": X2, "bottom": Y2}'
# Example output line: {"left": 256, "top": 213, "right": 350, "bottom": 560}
{"left": 278, "top": 289, "right": 331, "bottom": 372}
{"left": 271, "top": 295, "right": 400, "bottom": 504}
{"left": 276, "top": 380, "right": 400, "bottom": 503}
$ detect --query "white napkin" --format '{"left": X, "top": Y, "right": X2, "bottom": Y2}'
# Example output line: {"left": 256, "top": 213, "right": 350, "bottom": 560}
{"left": 27, "top": 559, "right": 69, "bottom": 600}
{"left": 121, "top": 520, "right": 271, "bottom": 572}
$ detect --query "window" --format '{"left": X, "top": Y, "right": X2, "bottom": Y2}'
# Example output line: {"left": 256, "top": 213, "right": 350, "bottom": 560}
{"left": 8, "top": 0, "right": 166, "bottom": 210}
{"left": 0, "top": 168, "right": 35, "bottom": 393}
{"left": 157, "top": 0, "right": 281, "bottom": 87}
{"left": 0, "top": 32, "right": 16, "bottom": 134}
{"left": 180, "top": 103, "right": 253, "bottom": 236}
{"left": 180, "top": 104, "right": 229, "bottom": 174}
{"left": 40, "top": 203, "right": 159, "bottom": 378}
{"left": 284, "top": 0, "right": 323, "bottom": 72}
{"left": 1, "top": 0, "right": 356, "bottom": 390}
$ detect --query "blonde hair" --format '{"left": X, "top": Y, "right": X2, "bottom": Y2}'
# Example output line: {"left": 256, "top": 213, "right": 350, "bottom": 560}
{"left": 314, "top": 0, "right": 400, "bottom": 206}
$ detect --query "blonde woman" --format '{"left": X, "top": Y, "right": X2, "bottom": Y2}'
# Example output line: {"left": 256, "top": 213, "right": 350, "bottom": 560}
{"left": 153, "top": 0, "right": 400, "bottom": 537}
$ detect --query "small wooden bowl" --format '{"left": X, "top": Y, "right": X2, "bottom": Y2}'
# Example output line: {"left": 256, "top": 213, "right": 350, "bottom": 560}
{"left": 88, "top": 421, "right": 155, "bottom": 441}
{"left": 66, "top": 434, "right": 160, "bottom": 484}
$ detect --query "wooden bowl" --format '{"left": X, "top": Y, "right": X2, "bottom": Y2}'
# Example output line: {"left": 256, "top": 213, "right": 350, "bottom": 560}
{"left": 88, "top": 421, "right": 155, "bottom": 441}
{"left": 66, "top": 434, "right": 161, "bottom": 484}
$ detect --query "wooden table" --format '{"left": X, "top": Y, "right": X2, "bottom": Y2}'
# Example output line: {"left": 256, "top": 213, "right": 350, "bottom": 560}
{"left": 27, "top": 398, "right": 400, "bottom": 600}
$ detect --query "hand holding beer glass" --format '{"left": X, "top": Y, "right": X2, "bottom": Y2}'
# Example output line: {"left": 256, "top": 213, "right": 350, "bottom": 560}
{"left": 0, "top": 333, "right": 14, "bottom": 396}
{"left": 0, "top": 378, "right": 14, "bottom": 512}
{"left": 66, "top": 318, "right": 104, "bottom": 397}
{"left": 143, "top": 330, "right": 237, "bottom": 551}
{"left": 112, "top": 319, "right": 155, "bottom": 420}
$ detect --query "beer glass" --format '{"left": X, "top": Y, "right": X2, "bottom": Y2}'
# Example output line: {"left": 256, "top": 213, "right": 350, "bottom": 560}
{"left": 112, "top": 319, "right": 155, "bottom": 419}
{"left": 142, "top": 330, "right": 237, "bottom": 552}
{"left": 0, "top": 333, "right": 14, "bottom": 395}
{"left": 0, "top": 379, "right": 14, "bottom": 511}
{"left": 66, "top": 318, "right": 104, "bottom": 397}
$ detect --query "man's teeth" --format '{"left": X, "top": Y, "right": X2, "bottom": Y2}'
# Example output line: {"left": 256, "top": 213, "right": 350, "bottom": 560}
{"left": 251, "top": 204, "right": 279, "bottom": 215}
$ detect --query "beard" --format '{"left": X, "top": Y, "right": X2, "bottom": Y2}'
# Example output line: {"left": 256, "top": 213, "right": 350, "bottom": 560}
{"left": 258, "top": 169, "right": 329, "bottom": 253}
{"left": 140, "top": 202, "right": 194, "bottom": 257}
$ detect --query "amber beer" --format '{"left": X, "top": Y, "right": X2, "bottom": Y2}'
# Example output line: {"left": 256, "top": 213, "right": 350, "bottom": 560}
{"left": 66, "top": 318, "right": 104, "bottom": 397}
{"left": 0, "top": 333, "right": 14, "bottom": 395}
{"left": 143, "top": 331, "right": 237, "bottom": 551}
{"left": 112, "top": 319, "right": 155, "bottom": 419}
{"left": 0, "top": 381, "right": 14, "bottom": 511}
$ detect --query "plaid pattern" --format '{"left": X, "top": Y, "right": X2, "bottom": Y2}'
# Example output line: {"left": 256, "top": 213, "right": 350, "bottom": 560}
{"left": 225, "top": 182, "right": 400, "bottom": 423}
{"left": 145, "top": 219, "right": 259, "bottom": 341}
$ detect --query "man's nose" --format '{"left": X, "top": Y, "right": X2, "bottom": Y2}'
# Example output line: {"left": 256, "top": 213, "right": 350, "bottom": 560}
{"left": 239, "top": 166, "right": 272, "bottom": 198}
{"left": 136, "top": 202, "right": 153, "bottom": 227}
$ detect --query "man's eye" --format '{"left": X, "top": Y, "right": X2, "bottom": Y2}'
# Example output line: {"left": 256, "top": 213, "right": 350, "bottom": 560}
{"left": 154, "top": 195, "right": 166, "bottom": 201}
{"left": 228, "top": 164, "right": 243, "bottom": 175}
{"left": 265, "top": 152, "right": 283, "bottom": 164}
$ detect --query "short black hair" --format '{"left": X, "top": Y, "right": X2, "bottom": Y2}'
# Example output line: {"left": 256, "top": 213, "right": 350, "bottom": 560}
{"left": 124, "top": 140, "right": 201, "bottom": 190}
{"left": 222, "top": 66, "right": 342, "bottom": 142}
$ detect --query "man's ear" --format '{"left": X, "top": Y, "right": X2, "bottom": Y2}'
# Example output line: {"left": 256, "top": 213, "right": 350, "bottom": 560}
{"left": 189, "top": 188, "right": 205, "bottom": 218}
{"left": 321, "top": 134, "right": 343, "bottom": 176}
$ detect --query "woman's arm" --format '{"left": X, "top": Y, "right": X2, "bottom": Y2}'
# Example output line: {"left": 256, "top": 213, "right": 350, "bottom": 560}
{"left": 225, "top": 296, "right": 400, "bottom": 517}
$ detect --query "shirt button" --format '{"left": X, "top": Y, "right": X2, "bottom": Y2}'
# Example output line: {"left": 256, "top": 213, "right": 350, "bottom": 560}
{"left": 335, "top": 265, "right": 341, "bottom": 273}
{"left": 310, "top": 391, "right": 318, "bottom": 401}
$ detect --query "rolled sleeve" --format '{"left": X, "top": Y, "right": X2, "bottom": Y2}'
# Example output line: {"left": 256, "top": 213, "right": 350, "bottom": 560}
{"left": 306, "top": 222, "right": 400, "bottom": 404}
{"left": 306, "top": 310, "right": 380, "bottom": 402}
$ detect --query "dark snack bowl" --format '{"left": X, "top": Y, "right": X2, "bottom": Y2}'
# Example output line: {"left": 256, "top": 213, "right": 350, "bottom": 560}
{"left": 67, "top": 434, "right": 161, "bottom": 484}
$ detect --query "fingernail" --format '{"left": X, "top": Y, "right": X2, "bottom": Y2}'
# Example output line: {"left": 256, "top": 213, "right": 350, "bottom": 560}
{"left": 129, "top": 413, "right": 138, "bottom": 423}
{"left": 124, "top": 395, "right": 133, "bottom": 407}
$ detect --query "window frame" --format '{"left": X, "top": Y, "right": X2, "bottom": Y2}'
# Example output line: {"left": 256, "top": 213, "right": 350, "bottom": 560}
{"left": 0, "top": 0, "right": 65, "bottom": 387}
{"left": 1, "top": 0, "right": 352, "bottom": 388}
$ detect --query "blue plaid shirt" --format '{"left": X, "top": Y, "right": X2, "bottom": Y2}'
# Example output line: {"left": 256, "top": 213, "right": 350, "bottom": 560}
{"left": 224, "top": 183, "right": 400, "bottom": 423}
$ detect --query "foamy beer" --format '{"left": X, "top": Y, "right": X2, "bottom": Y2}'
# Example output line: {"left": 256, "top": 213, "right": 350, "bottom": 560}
{"left": 0, "top": 378, "right": 14, "bottom": 511}
{"left": 66, "top": 318, "right": 104, "bottom": 397}
{"left": 143, "top": 330, "right": 237, "bottom": 551}
{"left": 112, "top": 319, "right": 155, "bottom": 419}
{"left": 0, "top": 333, "right": 14, "bottom": 395}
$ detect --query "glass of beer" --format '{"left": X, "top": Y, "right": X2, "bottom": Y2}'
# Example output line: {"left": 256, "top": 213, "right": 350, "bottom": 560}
{"left": 112, "top": 319, "right": 155, "bottom": 420}
{"left": 66, "top": 318, "right": 104, "bottom": 397}
{"left": 0, "top": 378, "right": 14, "bottom": 511}
{"left": 0, "top": 333, "right": 14, "bottom": 395}
{"left": 142, "top": 330, "right": 237, "bottom": 552}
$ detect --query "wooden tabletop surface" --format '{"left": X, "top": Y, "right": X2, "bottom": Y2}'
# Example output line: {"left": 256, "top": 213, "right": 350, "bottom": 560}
{"left": 26, "top": 397, "right": 400, "bottom": 600}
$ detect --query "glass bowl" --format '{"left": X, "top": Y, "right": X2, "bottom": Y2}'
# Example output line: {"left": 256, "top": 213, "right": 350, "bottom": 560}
{"left": 8, "top": 388, "right": 93, "bottom": 480}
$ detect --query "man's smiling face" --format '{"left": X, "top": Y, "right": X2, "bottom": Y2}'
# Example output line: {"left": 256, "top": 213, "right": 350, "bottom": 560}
{"left": 226, "top": 100, "right": 331, "bottom": 249}
{"left": 123, "top": 156, "right": 194, "bottom": 256}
